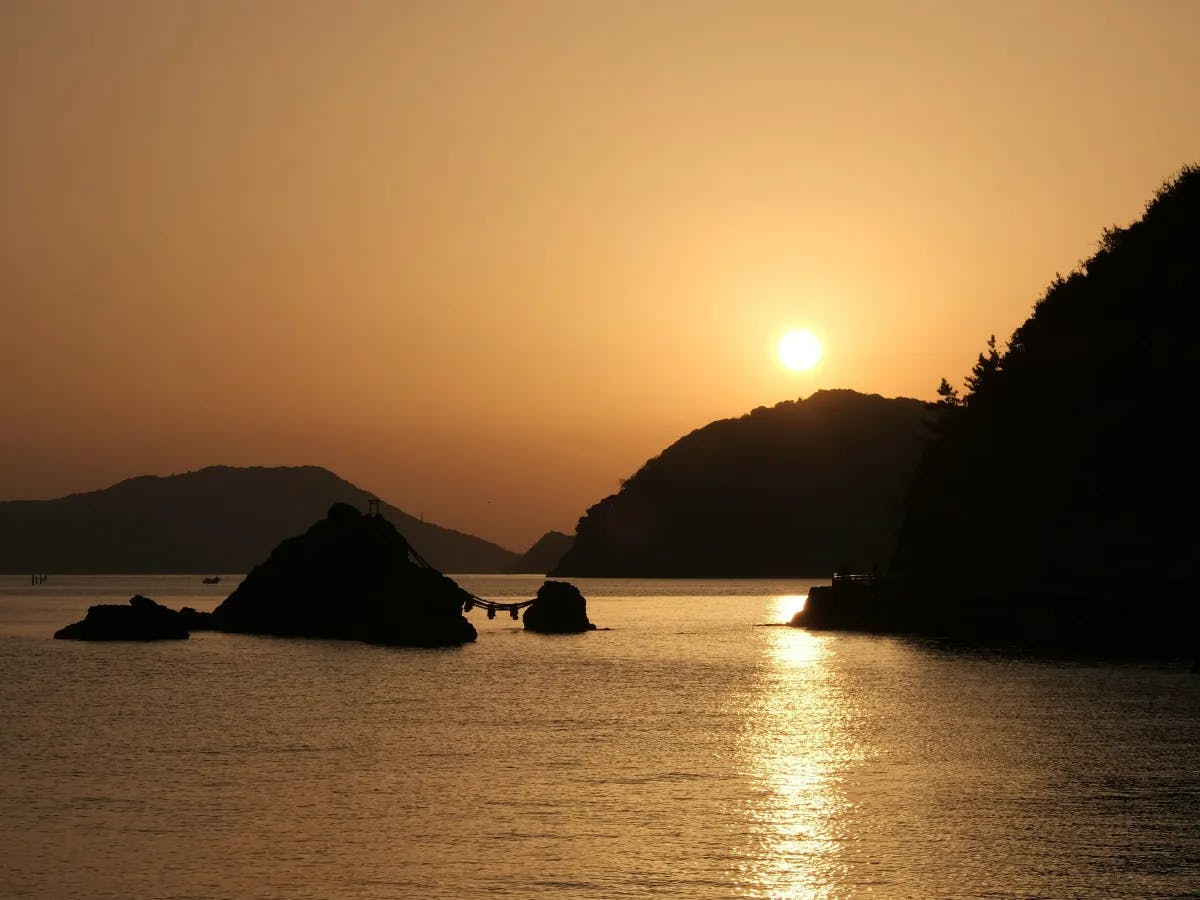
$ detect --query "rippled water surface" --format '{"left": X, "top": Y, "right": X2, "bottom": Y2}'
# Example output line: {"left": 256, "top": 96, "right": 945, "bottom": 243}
{"left": 2, "top": 574, "right": 1198, "bottom": 899}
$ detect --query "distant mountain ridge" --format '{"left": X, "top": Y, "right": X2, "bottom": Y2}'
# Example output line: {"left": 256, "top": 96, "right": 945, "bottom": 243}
{"left": 552, "top": 390, "right": 928, "bottom": 577}
{"left": 0, "top": 465, "right": 518, "bottom": 574}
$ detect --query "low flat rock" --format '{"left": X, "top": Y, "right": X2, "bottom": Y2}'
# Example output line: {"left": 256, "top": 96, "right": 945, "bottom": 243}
{"left": 55, "top": 595, "right": 190, "bottom": 641}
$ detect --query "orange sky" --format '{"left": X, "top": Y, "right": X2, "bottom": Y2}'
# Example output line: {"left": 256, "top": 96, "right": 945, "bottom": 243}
{"left": 2, "top": 1, "right": 1198, "bottom": 550}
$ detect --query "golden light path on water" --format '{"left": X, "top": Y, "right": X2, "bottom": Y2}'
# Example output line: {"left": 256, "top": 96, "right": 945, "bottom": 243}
{"left": 733, "top": 597, "right": 863, "bottom": 899}
{"left": 5, "top": 579, "right": 1200, "bottom": 898}
{"left": 776, "top": 594, "right": 808, "bottom": 622}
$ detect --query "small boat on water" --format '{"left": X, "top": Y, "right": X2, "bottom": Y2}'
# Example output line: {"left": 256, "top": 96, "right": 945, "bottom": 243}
{"left": 201, "top": 576, "right": 221, "bottom": 585}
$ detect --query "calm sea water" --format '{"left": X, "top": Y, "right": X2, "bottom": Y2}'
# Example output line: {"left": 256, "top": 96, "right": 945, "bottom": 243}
{"left": 1, "top": 574, "right": 1197, "bottom": 899}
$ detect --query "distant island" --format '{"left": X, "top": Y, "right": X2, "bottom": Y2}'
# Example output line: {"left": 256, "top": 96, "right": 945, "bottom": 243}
{"left": 0, "top": 465, "right": 519, "bottom": 574}
{"left": 508, "top": 530, "right": 573, "bottom": 574}
{"left": 552, "top": 390, "right": 928, "bottom": 577}
{"left": 798, "top": 165, "right": 1200, "bottom": 658}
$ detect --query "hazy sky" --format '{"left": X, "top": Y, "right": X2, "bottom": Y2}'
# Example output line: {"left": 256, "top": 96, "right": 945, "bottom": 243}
{"left": 2, "top": 1, "right": 1197, "bottom": 550}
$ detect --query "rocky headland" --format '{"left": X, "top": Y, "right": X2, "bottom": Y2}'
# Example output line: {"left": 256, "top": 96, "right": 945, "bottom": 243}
{"left": 794, "top": 167, "right": 1200, "bottom": 659}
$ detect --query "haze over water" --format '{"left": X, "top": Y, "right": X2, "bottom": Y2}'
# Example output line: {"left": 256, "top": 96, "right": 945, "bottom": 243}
{"left": 3, "top": 575, "right": 1197, "bottom": 898}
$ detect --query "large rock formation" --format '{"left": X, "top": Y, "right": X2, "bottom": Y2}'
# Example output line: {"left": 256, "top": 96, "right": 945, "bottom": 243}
{"left": 55, "top": 594, "right": 190, "bottom": 641}
{"left": 210, "top": 503, "right": 477, "bottom": 647}
{"left": 522, "top": 581, "right": 597, "bottom": 633}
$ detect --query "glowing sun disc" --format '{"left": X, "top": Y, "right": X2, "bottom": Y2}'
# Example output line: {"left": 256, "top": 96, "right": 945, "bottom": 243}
{"left": 778, "top": 329, "right": 822, "bottom": 371}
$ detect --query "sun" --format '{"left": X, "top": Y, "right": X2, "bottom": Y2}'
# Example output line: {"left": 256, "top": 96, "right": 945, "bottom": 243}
{"left": 777, "top": 329, "right": 822, "bottom": 371}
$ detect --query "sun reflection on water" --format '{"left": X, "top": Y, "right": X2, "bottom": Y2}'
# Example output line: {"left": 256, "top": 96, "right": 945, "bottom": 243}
{"left": 733, "top": 622, "right": 859, "bottom": 899}
{"left": 775, "top": 594, "right": 808, "bottom": 623}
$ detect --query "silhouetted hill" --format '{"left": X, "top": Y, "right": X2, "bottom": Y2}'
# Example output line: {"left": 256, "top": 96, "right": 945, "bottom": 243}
{"left": 552, "top": 390, "right": 928, "bottom": 577}
{"left": 0, "top": 465, "right": 518, "bottom": 574}
{"left": 893, "top": 166, "right": 1200, "bottom": 590}
{"left": 508, "top": 531, "right": 574, "bottom": 574}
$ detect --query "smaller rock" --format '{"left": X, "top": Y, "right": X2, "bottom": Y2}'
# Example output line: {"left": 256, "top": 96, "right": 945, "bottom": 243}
{"left": 522, "top": 581, "right": 597, "bottom": 634}
{"left": 54, "top": 595, "right": 190, "bottom": 641}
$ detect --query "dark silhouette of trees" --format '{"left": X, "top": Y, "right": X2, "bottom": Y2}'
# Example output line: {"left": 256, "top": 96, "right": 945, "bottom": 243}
{"left": 892, "top": 165, "right": 1200, "bottom": 597}
{"left": 935, "top": 378, "right": 960, "bottom": 408}
{"left": 963, "top": 335, "right": 1002, "bottom": 399}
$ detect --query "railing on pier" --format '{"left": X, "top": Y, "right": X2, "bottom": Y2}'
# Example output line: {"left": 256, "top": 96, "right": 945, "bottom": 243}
{"left": 832, "top": 573, "right": 879, "bottom": 585}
